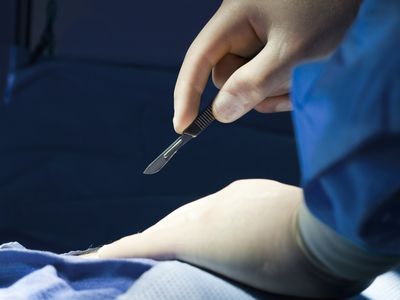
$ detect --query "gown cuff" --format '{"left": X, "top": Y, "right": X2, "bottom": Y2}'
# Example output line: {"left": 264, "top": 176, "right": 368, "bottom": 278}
{"left": 297, "top": 202, "right": 400, "bottom": 283}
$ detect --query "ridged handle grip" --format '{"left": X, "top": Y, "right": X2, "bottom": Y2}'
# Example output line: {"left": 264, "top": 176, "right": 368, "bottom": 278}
{"left": 183, "top": 105, "right": 215, "bottom": 137}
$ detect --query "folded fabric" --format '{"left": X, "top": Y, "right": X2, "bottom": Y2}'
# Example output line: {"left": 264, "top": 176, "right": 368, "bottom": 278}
{"left": 0, "top": 242, "right": 276, "bottom": 300}
{"left": 1, "top": 242, "right": 400, "bottom": 300}
{"left": 118, "top": 260, "right": 400, "bottom": 300}
{"left": 117, "top": 260, "right": 283, "bottom": 300}
{"left": 0, "top": 242, "right": 155, "bottom": 300}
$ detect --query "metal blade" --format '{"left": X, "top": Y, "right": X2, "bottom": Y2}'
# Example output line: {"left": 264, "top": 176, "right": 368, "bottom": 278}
{"left": 143, "top": 105, "right": 215, "bottom": 175}
{"left": 143, "top": 134, "right": 192, "bottom": 174}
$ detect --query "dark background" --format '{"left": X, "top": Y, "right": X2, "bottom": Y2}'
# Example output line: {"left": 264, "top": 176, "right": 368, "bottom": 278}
{"left": 0, "top": 0, "right": 299, "bottom": 252}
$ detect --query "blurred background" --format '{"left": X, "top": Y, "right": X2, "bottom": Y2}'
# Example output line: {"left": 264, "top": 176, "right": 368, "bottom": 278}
{"left": 0, "top": 0, "right": 299, "bottom": 252}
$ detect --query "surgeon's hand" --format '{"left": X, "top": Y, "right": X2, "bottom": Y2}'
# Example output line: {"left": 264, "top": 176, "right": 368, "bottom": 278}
{"left": 96, "top": 180, "right": 356, "bottom": 298}
{"left": 173, "top": 0, "right": 360, "bottom": 132}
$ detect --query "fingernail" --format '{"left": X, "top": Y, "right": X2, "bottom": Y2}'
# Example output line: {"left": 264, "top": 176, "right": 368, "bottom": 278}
{"left": 275, "top": 101, "right": 292, "bottom": 112}
{"left": 172, "top": 116, "right": 182, "bottom": 133}
{"left": 213, "top": 91, "right": 244, "bottom": 122}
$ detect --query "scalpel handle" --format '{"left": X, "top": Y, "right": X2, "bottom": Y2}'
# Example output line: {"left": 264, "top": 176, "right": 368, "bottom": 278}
{"left": 183, "top": 105, "right": 215, "bottom": 138}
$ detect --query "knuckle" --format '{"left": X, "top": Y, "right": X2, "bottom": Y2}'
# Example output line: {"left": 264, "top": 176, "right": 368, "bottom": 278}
{"left": 226, "top": 73, "right": 266, "bottom": 104}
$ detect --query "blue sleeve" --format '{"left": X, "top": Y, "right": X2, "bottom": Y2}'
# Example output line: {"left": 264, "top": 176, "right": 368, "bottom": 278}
{"left": 292, "top": 0, "right": 400, "bottom": 256}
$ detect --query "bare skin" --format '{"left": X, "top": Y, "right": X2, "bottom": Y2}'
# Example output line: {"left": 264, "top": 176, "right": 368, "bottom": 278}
{"left": 173, "top": 0, "right": 360, "bottom": 132}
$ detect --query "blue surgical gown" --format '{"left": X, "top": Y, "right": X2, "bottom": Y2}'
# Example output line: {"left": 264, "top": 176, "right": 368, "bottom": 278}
{"left": 292, "top": 0, "right": 400, "bottom": 256}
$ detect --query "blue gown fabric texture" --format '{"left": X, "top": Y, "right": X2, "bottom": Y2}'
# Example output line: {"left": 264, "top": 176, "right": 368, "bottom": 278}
{"left": 1, "top": 242, "right": 399, "bottom": 300}
{"left": 0, "top": 242, "right": 155, "bottom": 300}
{"left": 292, "top": 0, "right": 400, "bottom": 255}
{"left": 0, "top": 242, "right": 294, "bottom": 300}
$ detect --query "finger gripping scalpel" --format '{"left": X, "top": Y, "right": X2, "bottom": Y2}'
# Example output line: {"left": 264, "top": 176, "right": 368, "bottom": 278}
{"left": 143, "top": 105, "right": 215, "bottom": 175}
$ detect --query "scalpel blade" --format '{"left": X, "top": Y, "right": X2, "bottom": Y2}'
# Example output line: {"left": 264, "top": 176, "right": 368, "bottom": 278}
{"left": 143, "top": 105, "right": 215, "bottom": 175}
{"left": 143, "top": 134, "right": 192, "bottom": 175}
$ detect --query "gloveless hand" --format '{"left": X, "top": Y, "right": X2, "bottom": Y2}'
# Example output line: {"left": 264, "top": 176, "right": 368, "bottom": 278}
{"left": 173, "top": 0, "right": 360, "bottom": 132}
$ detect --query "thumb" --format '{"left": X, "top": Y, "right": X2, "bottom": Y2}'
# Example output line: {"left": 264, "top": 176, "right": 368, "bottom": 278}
{"left": 212, "top": 43, "right": 291, "bottom": 123}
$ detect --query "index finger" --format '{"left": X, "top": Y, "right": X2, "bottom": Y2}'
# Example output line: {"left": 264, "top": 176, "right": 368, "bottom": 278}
{"left": 173, "top": 11, "right": 231, "bottom": 133}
